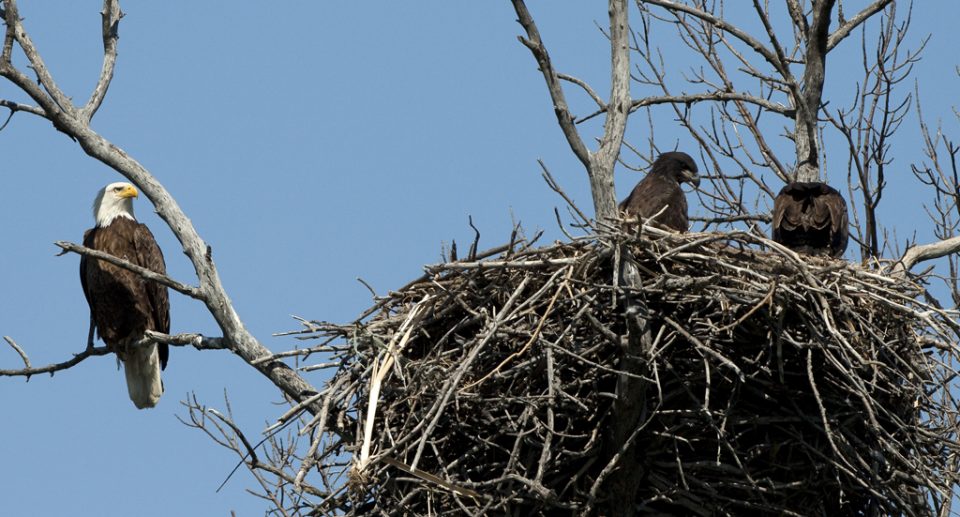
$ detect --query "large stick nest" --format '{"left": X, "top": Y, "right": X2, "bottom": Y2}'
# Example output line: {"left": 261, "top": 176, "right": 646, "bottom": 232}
{"left": 300, "top": 228, "right": 960, "bottom": 516}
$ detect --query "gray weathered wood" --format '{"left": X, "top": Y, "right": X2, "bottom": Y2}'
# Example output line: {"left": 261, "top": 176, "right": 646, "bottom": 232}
{"left": 0, "top": 0, "right": 325, "bottom": 416}
{"left": 512, "top": 0, "right": 629, "bottom": 224}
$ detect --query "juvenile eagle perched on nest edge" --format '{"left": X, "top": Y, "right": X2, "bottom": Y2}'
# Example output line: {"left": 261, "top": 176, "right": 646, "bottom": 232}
{"left": 619, "top": 151, "right": 700, "bottom": 233}
{"left": 771, "top": 181, "right": 849, "bottom": 258}
{"left": 80, "top": 182, "right": 170, "bottom": 409}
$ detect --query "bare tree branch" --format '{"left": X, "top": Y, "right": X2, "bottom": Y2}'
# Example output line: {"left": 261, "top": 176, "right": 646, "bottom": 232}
{"left": 1, "top": 343, "right": 105, "bottom": 378}
{"left": 180, "top": 394, "right": 330, "bottom": 502}
{"left": 55, "top": 240, "right": 203, "bottom": 299}
{"left": 0, "top": 0, "right": 75, "bottom": 117}
{"left": 639, "top": 0, "right": 862, "bottom": 183}
{"left": 794, "top": 0, "right": 836, "bottom": 182}
{"left": 511, "top": 0, "right": 590, "bottom": 168}
{"left": 894, "top": 236, "right": 960, "bottom": 274}
{"left": 632, "top": 2, "right": 789, "bottom": 217}
{"left": 591, "top": 0, "right": 632, "bottom": 223}
{"left": 512, "top": 0, "right": 629, "bottom": 223}
{"left": 635, "top": 91, "right": 790, "bottom": 115}
{"left": 557, "top": 72, "right": 604, "bottom": 109}
{"left": 639, "top": 0, "right": 787, "bottom": 77}
{"left": 577, "top": 91, "right": 793, "bottom": 125}
{"left": 785, "top": 0, "right": 809, "bottom": 36}
{"left": 0, "top": 331, "right": 227, "bottom": 378}
{"left": 1, "top": 1, "right": 14, "bottom": 63}
{"left": 828, "top": 0, "right": 894, "bottom": 51}
{"left": 3, "top": 336, "right": 29, "bottom": 369}
{"left": 0, "top": 0, "right": 327, "bottom": 420}
{"left": 81, "top": 0, "right": 120, "bottom": 122}
{"left": 0, "top": 99, "right": 45, "bottom": 119}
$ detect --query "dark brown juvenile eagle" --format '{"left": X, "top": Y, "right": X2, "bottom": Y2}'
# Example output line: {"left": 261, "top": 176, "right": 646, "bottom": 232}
{"left": 80, "top": 182, "right": 170, "bottom": 409}
{"left": 771, "top": 182, "right": 848, "bottom": 258}
{"left": 619, "top": 151, "right": 700, "bottom": 232}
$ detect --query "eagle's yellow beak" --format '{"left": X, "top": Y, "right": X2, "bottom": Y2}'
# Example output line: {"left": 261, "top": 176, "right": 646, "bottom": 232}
{"left": 119, "top": 185, "right": 139, "bottom": 199}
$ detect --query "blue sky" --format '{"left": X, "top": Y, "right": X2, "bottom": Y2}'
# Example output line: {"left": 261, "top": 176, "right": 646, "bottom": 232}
{"left": 2, "top": 2, "right": 958, "bottom": 515}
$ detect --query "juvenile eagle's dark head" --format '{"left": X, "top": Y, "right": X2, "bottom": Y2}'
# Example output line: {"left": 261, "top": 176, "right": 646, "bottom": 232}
{"left": 619, "top": 151, "right": 700, "bottom": 233}
{"left": 652, "top": 151, "right": 700, "bottom": 188}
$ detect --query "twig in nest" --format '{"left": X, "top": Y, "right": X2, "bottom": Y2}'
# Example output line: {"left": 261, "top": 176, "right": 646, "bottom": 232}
{"left": 464, "top": 265, "right": 573, "bottom": 389}
{"left": 354, "top": 295, "right": 432, "bottom": 476}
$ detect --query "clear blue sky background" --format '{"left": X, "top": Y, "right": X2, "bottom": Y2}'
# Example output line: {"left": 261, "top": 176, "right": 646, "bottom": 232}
{"left": 2, "top": 2, "right": 957, "bottom": 515}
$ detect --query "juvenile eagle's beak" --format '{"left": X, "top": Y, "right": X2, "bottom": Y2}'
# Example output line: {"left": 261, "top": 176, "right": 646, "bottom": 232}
{"left": 684, "top": 169, "right": 701, "bottom": 188}
{"left": 119, "top": 185, "right": 139, "bottom": 199}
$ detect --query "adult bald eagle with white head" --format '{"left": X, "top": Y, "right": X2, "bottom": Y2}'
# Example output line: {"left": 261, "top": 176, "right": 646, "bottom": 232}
{"left": 80, "top": 182, "right": 170, "bottom": 409}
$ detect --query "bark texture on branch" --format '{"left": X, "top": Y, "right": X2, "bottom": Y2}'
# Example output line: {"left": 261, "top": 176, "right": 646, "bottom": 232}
{"left": 0, "top": 0, "right": 324, "bottom": 416}
{"left": 794, "top": 0, "right": 836, "bottom": 182}
{"left": 512, "top": 0, "right": 629, "bottom": 224}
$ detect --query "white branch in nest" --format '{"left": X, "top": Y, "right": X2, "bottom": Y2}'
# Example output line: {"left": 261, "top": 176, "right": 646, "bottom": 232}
{"left": 353, "top": 295, "right": 432, "bottom": 476}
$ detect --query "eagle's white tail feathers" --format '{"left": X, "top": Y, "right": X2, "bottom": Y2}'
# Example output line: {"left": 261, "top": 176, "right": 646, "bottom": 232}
{"left": 122, "top": 343, "right": 163, "bottom": 409}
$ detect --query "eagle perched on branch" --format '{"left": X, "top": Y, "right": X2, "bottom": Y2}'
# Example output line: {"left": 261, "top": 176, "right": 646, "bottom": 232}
{"left": 619, "top": 151, "right": 700, "bottom": 232}
{"left": 80, "top": 182, "right": 170, "bottom": 409}
{"left": 771, "top": 182, "right": 849, "bottom": 258}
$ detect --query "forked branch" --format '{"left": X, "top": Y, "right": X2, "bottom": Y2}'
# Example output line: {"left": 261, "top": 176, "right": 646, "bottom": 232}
{"left": 512, "top": 0, "right": 629, "bottom": 223}
{"left": 827, "top": 0, "right": 895, "bottom": 51}
{"left": 81, "top": 0, "right": 121, "bottom": 121}
{"left": 0, "top": 0, "right": 327, "bottom": 419}
{"left": 511, "top": 0, "right": 589, "bottom": 168}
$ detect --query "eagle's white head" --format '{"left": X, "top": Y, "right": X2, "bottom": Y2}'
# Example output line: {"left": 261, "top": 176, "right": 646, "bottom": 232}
{"left": 93, "top": 182, "right": 139, "bottom": 227}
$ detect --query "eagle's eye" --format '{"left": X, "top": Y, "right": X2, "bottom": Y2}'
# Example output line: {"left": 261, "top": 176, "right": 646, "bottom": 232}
{"left": 113, "top": 186, "right": 124, "bottom": 192}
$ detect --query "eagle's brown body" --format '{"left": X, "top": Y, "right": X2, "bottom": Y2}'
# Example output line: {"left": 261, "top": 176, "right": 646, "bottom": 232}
{"left": 619, "top": 151, "right": 700, "bottom": 232}
{"left": 81, "top": 215, "right": 169, "bottom": 408}
{"left": 771, "top": 182, "right": 849, "bottom": 258}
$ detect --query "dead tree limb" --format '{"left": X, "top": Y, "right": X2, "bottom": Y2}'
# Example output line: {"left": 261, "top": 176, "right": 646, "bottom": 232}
{"left": 0, "top": 0, "right": 325, "bottom": 416}
{"left": 512, "top": 0, "right": 629, "bottom": 223}
{"left": 1, "top": 331, "right": 228, "bottom": 378}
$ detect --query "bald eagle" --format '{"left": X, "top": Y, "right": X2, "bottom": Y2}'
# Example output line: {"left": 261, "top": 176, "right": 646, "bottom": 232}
{"left": 619, "top": 151, "right": 700, "bottom": 232}
{"left": 771, "top": 182, "right": 848, "bottom": 258}
{"left": 80, "top": 182, "right": 170, "bottom": 409}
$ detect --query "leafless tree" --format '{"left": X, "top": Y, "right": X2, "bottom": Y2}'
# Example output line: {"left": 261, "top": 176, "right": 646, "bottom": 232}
{"left": 0, "top": 0, "right": 341, "bottom": 508}
{"left": 510, "top": 0, "right": 960, "bottom": 514}
{"left": 5, "top": 0, "right": 960, "bottom": 515}
{"left": 604, "top": 1, "right": 960, "bottom": 269}
{"left": 511, "top": 0, "right": 630, "bottom": 225}
{"left": 515, "top": 1, "right": 959, "bottom": 268}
